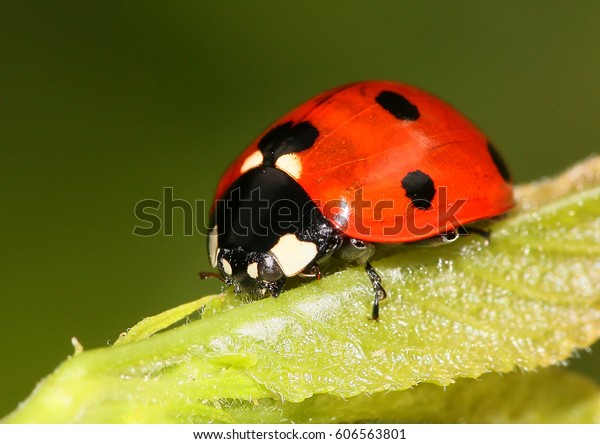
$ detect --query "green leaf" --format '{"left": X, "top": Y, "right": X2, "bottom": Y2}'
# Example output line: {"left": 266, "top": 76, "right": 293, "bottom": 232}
{"left": 227, "top": 368, "right": 600, "bottom": 424}
{"left": 4, "top": 157, "right": 600, "bottom": 423}
{"left": 113, "top": 295, "right": 219, "bottom": 346}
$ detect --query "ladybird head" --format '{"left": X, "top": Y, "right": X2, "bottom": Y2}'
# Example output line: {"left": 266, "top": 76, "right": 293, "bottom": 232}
{"left": 206, "top": 166, "right": 340, "bottom": 299}
{"left": 214, "top": 247, "right": 285, "bottom": 297}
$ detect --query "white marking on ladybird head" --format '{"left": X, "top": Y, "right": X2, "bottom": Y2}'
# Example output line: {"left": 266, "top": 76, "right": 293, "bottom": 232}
{"left": 275, "top": 153, "right": 302, "bottom": 179}
{"left": 269, "top": 233, "right": 318, "bottom": 277}
{"left": 240, "top": 150, "right": 264, "bottom": 174}
{"left": 208, "top": 226, "right": 219, "bottom": 268}
{"left": 247, "top": 262, "right": 259, "bottom": 279}
{"left": 220, "top": 258, "right": 233, "bottom": 276}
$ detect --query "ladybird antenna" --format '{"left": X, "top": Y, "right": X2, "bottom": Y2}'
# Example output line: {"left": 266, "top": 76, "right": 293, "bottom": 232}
{"left": 198, "top": 271, "right": 225, "bottom": 283}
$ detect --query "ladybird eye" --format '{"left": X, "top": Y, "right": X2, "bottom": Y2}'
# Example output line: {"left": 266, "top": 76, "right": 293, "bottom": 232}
{"left": 257, "top": 255, "right": 284, "bottom": 282}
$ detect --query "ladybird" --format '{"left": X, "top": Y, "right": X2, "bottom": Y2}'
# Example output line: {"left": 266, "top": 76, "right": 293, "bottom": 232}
{"left": 201, "top": 81, "right": 514, "bottom": 320}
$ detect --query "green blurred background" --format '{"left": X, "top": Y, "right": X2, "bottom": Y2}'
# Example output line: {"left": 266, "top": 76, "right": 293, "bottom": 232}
{"left": 1, "top": 1, "right": 599, "bottom": 418}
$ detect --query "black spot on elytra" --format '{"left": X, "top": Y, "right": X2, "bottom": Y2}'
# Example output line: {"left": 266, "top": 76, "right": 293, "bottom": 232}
{"left": 258, "top": 121, "right": 293, "bottom": 152}
{"left": 401, "top": 170, "right": 435, "bottom": 210}
{"left": 487, "top": 141, "right": 512, "bottom": 182}
{"left": 376, "top": 91, "right": 420, "bottom": 121}
{"left": 257, "top": 121, "right": 320, "bottom": 166}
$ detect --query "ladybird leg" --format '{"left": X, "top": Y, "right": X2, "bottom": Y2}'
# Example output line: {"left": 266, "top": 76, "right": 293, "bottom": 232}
{"left": 298, "top": 263, "right": 322, "bottom": 280}
{"left": 365, "top": 261, "right": 387, "bottom": 321}
{"left": 334, "top": 238, "right": 387, "bottom": 320}
{"left": 458, "top": 225, "right": 491, "bottom": 242}
{"left": 198, "top": 271, "right": 226, "bottom": 283}
{"left": 412, "top": 229, "right": 461, "bottom": 247}
{"left": 438, "top": 228, "right": 461, "bottom": 244}
{"left": 415, "top": 226, "right": 490, "bottom": 248}
{"left": 266, "top": 278, "right": 286, "bottom": 298}
{"left": 335, "top": 238, "right": 375, "bottom": 262}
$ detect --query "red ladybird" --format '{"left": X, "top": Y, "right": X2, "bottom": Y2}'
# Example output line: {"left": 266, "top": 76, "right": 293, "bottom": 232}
{"left": 202, "top": 81, "right": 514, "bottom": 319}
